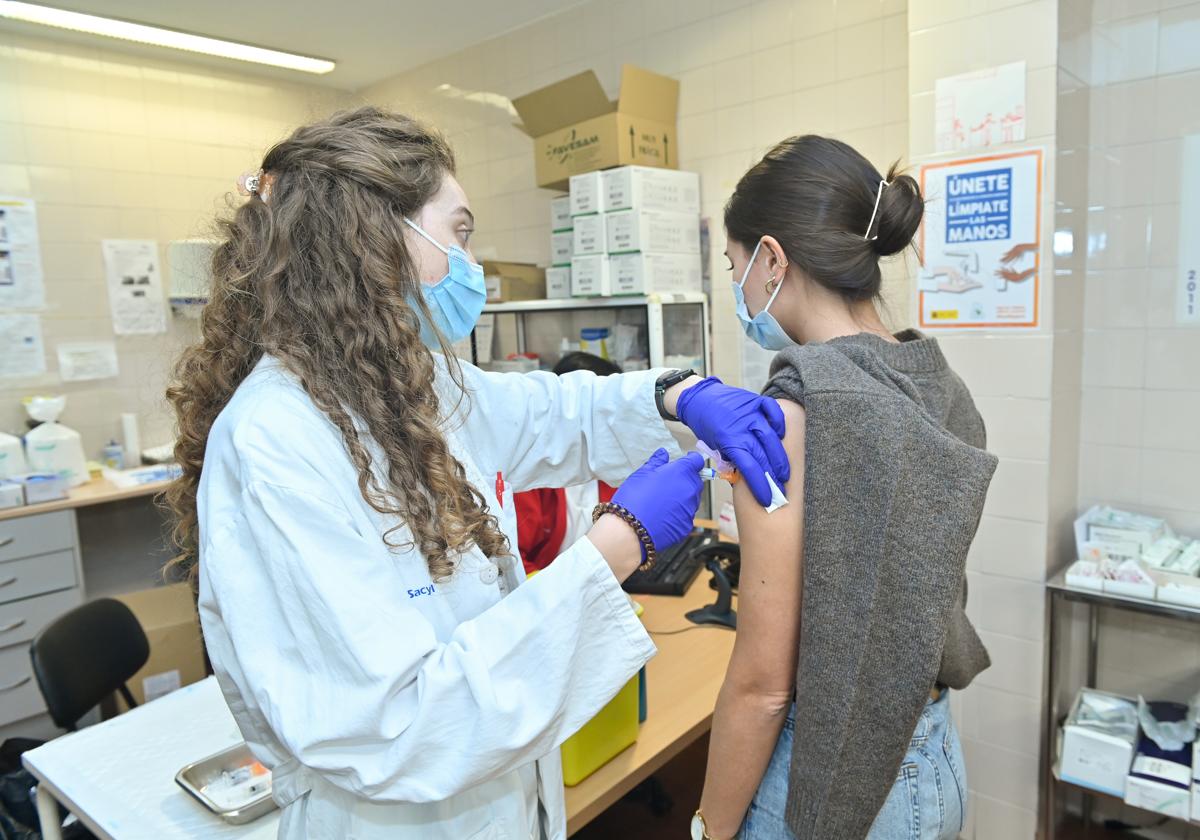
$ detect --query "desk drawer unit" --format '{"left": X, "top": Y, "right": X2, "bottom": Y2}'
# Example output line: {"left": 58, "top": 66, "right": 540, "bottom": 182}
{"left": 0, "top": 550, "right": 78, "bottom": 606}
{"left": 0, "top": 510, "right": 76, "bottom": 564}
{"left": 0, "top": 587, "right": 85, "bottom": 650}
{"left": 0, "top": 641, "right": 46, "bottom": 725}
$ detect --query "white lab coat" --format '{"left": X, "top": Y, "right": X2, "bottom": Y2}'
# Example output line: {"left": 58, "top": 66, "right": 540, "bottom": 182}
{"left": 196, "top": 354, "right": 681, "bottom": 840}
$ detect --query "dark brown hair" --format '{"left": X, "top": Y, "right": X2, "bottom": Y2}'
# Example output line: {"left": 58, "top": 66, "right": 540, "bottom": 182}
{"left": 165, "top": 106, "right": 510, "bottom": 588}
{"left": 724, "top": 135, "right": 923, "bottom": 302}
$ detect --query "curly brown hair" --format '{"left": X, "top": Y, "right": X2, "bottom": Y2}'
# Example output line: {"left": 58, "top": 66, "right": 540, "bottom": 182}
{"left": 165, "top": 106, "right": 509, "bottom": 588}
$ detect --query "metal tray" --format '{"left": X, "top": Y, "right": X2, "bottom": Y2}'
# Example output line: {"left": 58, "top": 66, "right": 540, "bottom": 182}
{"left": 175, "top": 742, "right": 278, "bottom": 825}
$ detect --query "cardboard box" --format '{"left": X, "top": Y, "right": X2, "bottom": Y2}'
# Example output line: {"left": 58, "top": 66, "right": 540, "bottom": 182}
{"left": 546, "top": 266, "right": 571, "bottom": 299}
{"left": 607, "top": 210, "right": 700, "bottom": 255}
{"left": 512, "top": 65, "right": 680, "bottom": 191}
{"left": 572, "top": 214, "right": 608, "bottom": 256}
{"left": 550, "top": 195, "right": 572, "bottom": 231}
{"left": 551, "top": 231, "right": 574, "bottom": 266}
{"left": 114, "top": 583, "right": 206, "bottom": 707}
{"left": 482, "top": 261, "right": 545, "bottom": 303}
{"left": 1060, "top": 689, "right": 1138, "bottom": 798}
{"left": 1126, "top": 752, "right": 1194, "bottom": 820}
{"left": 610, "top": 252, "right": 702, "bottom": 295}
{"left": 602, "top": 166, "right": 701, "bottom": 214}
{"left": 571, "top": 255, "right": 611, "bottom": 297}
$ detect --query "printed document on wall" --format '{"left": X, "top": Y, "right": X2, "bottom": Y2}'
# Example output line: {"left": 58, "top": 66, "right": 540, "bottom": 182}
{"left": 935, "top": 62, "right": 1026, "bottom": 153}
{"left": 57, "top": 341, "right": 120, "bottom": 382}
{"left": 102, "top": 239, "right": 167, "bottom": 335}
{"left": 0, "top": 314, "right": 46, "bottom": 378}
{"left": 0, "top": 196, "right": 46, "bottom": 310}
{"left": 916, "top": 148, "right": 1043, "bottom": 330}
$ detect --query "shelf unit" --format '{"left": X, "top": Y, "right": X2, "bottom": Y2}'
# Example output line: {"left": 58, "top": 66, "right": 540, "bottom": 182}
{"left": 1041, "top": 570, "right": 1200, "bottom": 838}
{"left": 471, "top": 292, "right": 711, "bottom": 375}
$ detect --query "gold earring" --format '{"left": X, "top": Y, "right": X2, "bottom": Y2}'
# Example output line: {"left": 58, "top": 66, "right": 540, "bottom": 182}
{"left": 765, "top": 274, "right": 778, "bottom": 294}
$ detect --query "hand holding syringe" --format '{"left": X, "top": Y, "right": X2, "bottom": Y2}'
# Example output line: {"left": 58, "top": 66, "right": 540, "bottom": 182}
{"left": 695, "top": 441, "right": 788, "bottom": 513}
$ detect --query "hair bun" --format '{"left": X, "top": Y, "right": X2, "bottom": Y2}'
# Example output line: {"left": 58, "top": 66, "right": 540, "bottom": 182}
{"left": 873, "top": 163, "right": 924, "bottom": 257}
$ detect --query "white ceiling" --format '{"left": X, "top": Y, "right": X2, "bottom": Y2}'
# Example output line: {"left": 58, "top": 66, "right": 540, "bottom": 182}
{"left": 1, "top": 0, "right": 582, "bottom": 90}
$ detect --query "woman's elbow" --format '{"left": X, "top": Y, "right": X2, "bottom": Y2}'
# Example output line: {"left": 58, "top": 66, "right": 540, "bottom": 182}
{"left": 724, "top": 674, "right": 795, "bottom": 718}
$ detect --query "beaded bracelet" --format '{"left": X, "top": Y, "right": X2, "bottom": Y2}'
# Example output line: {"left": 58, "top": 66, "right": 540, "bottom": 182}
{"left": 592, "top": 502, "right": 657, "bottom": 572}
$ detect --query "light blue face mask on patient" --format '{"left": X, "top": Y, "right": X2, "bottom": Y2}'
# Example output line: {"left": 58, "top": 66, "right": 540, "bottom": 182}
{"left": 733, "top": 238, "right": 794, "bottom": 351}
{"left": 404, "top": 217, "right": 487, "bottom": 347}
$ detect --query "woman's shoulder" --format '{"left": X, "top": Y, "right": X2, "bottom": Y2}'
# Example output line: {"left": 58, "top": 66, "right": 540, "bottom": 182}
{"left": 208, "top": 355, "right": 345, "bottom": 475}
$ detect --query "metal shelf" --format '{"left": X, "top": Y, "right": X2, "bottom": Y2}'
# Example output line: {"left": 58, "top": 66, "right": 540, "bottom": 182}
{"left": 1051, "top": 763, "right": 1199, "bottom": 828}
{"left": 1042, "top": 568, "right": 1200, "bottom": 839}
{"left": 482, "top": 291, "right": 707, "bottom": 315}
{"left": 1045, "top": 570, "right": 1200, "bottom": 623}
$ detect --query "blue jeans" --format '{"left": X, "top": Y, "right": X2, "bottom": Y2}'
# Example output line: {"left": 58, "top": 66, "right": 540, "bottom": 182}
{"left": 738, "top": 692, "right": 967, "bottom": 840}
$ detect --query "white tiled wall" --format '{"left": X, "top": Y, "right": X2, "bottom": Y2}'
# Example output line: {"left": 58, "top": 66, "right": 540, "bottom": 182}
{"left": 1062, "top": 4, "right": 1200, "bottom": 836}
{"left": 0, "top": 33, "right": 348, "bottom": 457}
{"left": 907, "top": 0, "right": 1062, "bottom": 836}
{"left": 357, "top": 0, "right": 910, "bottom": 392}
{"left": 1073, "top": 1, "right": 1200, "bottom": 535}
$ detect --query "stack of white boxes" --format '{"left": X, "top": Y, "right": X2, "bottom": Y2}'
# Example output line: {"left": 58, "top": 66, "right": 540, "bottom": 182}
{"left": 567, "top": 166, "right": 701, "bottom": 297}
{"left": 546, "top": 196, "right": 573, "bottom": 298}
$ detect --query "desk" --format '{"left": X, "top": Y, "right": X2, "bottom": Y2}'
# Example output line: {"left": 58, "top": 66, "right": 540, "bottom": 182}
{"left": 566, "top": 575, "right": 735, "bottom": 834}
{"left": 23, "top": 535, "right": 736, "bottom": 838}
{"left": 0, "top": 477, "right": 170, "bottom": 524}
{"left": 23, "top": 677, "right": 279, "bottom": 840}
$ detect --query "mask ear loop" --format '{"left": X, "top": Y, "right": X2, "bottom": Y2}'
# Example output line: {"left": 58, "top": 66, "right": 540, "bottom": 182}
{"left": 737, "top": 239, "right": 764, "bottom": 289}
{"left": 863, "top": 179, "right": 890, "bottom": 241}
{"left": 403, "top": 217, "right": 450, "bottom": 255}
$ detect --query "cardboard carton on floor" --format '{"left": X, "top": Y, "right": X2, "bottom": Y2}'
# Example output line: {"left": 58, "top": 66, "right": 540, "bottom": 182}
{"left": 114, "top": 583, "right": 206, "bottom": 708}
{"left": 512, "top": 65, "right": 680, "bottom": 191}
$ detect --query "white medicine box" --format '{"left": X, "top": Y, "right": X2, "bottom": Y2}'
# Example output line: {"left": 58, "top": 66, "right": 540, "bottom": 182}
{"left": 607, "top": 209, "right": 700, "bottom": 255}
{"left": 546, "top": 266, "right": 571, "bottom": 299}
{"left": 602, "top": 166, "right": 700, "bottom": 214}
{"left": 572, "top": 214, "right": 607, "bottom": 257}
{"left": 550, "top": 231, "right": 574, "bottom": 266}
{"left": 569, "top": 171, "right": 603, "bottom": 217}
{"left": 1059, "top": 689, "right": 1137, "bottom": 798}
{"left": 610, "top": 252, "right": 702, "bottom": 295}
{"left": 571, "top": 255, "right": 611, "bottom": 297}
{"left": 1192, "top": 741, "right": 1199, "bottom": 822}
{"left": 550, "top": 195, "right": 572, "bottom": 231}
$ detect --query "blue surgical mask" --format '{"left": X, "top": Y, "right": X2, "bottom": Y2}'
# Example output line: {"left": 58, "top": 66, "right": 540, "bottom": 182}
{"left": 404, "top": 217, "right": 487, "bottom": 347}
{"left": 733, "top": 239, "right": 794, "bottom": 351}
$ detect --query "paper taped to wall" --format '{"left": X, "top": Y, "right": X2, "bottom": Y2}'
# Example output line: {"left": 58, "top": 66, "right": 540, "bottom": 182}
{"left": 0, "top": 313, "right": 46, "bottom": 379}
{"left": 0, "top": 196, "right": 46, "bottom": 310}
{"left": 56, "top": 341, "right": 120, "bottom": 382}
{"left": 102, "top": 239, "right": 167, "bottom": 335}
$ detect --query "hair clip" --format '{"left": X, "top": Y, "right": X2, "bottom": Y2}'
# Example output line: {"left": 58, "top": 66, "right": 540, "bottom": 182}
{"left": 236, "top": 169, "right": 274, "bottom": 202}
{"left": 863, "top": 178, "right": 891, "bottom": 241}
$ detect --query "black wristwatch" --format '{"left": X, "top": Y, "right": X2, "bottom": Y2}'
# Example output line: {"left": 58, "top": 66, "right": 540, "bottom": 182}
{"left": 654, "top": 368, "right": 696, "bottom": 422}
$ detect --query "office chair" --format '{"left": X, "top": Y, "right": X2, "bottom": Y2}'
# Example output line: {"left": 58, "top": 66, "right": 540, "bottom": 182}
{"left": 29, "top": 598, "right": 150, "bottom": 732}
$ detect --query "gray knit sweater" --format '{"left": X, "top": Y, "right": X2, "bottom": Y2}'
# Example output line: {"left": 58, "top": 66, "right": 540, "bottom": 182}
{"left": 762, "top": 330, "right": 997, "bottom": 840}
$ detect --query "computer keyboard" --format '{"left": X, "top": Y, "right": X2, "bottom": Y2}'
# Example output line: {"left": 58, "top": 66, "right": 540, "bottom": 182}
{"left": 622, "top": 530, "right": 717, "bottom": 597}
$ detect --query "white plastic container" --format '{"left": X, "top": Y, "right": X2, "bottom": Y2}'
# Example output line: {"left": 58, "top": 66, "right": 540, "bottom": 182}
{"left": 23, "top": 396, "right": 88, "bottom": 487}
{"left": 0, "top": 432, "right": 27, "bottom": 479}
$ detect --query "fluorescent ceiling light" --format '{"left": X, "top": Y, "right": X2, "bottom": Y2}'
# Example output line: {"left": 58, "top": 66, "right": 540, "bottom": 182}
{"left": 0, "top": 1, "right": 336, "bottom": 74}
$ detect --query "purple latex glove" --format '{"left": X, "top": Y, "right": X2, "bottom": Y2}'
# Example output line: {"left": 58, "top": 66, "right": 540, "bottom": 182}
{"left": 675, "top": 376, "right": 790, "bottom": 507}
{"left": 612, "top": 448, "right": 705, "bottom": 557}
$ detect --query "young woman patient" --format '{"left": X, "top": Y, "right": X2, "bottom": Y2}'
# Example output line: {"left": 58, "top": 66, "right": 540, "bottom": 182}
{"left": 688, "top": 136, "right": 999, "bottom": 840}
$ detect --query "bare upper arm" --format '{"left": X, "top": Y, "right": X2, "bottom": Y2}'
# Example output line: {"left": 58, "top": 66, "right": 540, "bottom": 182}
{"left": 725, "top": 398, "right": 805, "bottom": 696}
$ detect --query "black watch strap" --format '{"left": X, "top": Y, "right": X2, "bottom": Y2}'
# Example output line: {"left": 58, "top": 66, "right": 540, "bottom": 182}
{"left": 655, "top": 368, "right": 695, "bottom": 421}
